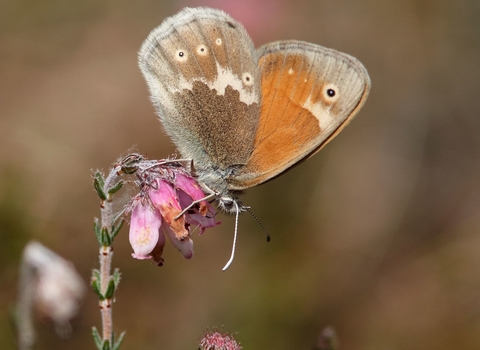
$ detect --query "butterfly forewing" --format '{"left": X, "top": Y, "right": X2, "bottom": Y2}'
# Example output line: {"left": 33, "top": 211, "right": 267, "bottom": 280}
{"left": 139, "top": 8, "right": 261, "bottom": 172}
{"left": 229, "top": 41, "right": 371, "bottom": 190}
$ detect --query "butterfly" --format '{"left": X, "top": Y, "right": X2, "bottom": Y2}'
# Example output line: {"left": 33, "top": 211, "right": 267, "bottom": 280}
{"left": 138, "top": 7, "right": 370, "bottom": 268}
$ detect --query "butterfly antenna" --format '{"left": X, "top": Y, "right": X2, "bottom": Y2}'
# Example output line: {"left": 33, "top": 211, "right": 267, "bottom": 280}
{"left": 222, "top": 201, "right": 240, "bottom": 271}
{"left": 246, "top": 207, "right": 271, "bottom": 242}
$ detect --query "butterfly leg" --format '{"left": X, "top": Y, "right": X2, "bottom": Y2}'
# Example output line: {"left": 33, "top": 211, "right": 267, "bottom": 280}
{"left": 174, "top": 191, "right": 217, "bottom": 221}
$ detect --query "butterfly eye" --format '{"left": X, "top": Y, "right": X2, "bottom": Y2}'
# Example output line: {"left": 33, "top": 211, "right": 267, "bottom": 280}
{"left": 242, "top": 72, "right": 254, "bottom": 86}
{"left": 322, "top": 83, "right": 340, "bottom": 103}
{"left": 219, "top": 197, "right": 235, "bottom": 211}
{"left": 175, "top": 49, "right": 188, "bottom": 62}
{"left": 196, "top": 44, "right": 208, "bottom": 56}
{"left": 221, "top": 197, "right": 233, "bottom": 204}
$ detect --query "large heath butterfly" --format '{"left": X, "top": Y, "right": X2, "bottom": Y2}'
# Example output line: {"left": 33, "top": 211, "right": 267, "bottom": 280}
{"left": 138, "top": 7, "right": 370, "bottom": 267}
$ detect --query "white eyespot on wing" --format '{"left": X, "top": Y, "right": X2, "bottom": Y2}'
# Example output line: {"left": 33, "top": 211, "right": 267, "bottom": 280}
{"left": 196, "top": 44, "right": 208, "bottom": 56}
{"left": 288, "top": 68, "right": 294, "bottom": 75}
{"left": 210, "top": 62, "right": 259, "bottom": 105}
{"left": 215, "top": 38, "right": 222, "bottom": 46}
{"left": 175, "top": 49, "right": 188, "bottom": 62}
{"left": 322, "top": 83, "right": 340, "bottom": 103}
{"left": 242, "top": 72, "right": 254, "bottom": 86}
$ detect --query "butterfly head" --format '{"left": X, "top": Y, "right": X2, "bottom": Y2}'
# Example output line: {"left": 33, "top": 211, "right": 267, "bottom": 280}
{"left": 217, "top": 195, "right": 245, "bottom": 215}
{"left": 192, "top": 164, "right": 245, "bottom": 215}
{"left": 199, "top": 179, "right": 244, "bottom": 215}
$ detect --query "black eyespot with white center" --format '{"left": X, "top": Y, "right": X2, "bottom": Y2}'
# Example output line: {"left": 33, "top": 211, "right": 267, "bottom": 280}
{"left": 175, "top": 49, "right": 188, "bottom": 62}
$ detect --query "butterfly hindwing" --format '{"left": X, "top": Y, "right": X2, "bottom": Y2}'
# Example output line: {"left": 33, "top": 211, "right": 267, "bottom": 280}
{"left": 229, "top": 41, "right": 371, "bottom": 190}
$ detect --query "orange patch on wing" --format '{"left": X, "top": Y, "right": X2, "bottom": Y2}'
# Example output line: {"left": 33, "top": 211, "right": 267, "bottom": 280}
{"left": 247, "top": 53, "right": 322, "bottom": 178}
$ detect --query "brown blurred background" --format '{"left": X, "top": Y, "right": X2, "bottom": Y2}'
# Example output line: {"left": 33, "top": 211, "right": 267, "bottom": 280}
{"left": 2, "top": 0, "right": 480, "bottom": 349}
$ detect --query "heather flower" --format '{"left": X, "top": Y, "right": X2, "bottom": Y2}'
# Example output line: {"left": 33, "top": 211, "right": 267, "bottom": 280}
{"left": 149, "top": 179, "right": 189, "bottom": 240}
{"left": 316, "top": 326, "right": 339, "bottom": 350}
{"left": 175, "top": 174, "right": 219, "bottom": 234}
{"left": 175, "top": 173, "right": 209, "bottom": 216}
{"left": 128, "top": 167, "right": 220, "bottom": 265}
{"left": 128, "top": 199, "right": 163, "bottom": 260}
{"left": 199, "top": 331, "right": 242, "bottom": 350}
{"left": 17, "top": 241, "right": 85, "bottom": 349}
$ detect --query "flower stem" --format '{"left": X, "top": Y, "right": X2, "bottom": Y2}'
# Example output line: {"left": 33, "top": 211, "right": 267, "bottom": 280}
{"left": 92, "top": 157, "right": 134, "bottom": 349}
{"left": 99, "top": 245, "right": 113, "bottom": 342}
{"left": 98, "top": 167, "right": 120, "bottom": 343}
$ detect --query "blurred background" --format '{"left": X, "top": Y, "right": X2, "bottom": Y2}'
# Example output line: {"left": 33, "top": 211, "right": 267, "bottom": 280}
{"left": 1, "top": 0, "right": 480, "bottom": 349}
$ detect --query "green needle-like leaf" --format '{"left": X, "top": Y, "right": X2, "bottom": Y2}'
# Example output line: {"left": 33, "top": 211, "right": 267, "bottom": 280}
{"left": 92, "top": 327, "right": 103, "bottom": 349}
{"left": 111, "top": 219, "right": 124, "bottom": 239}
{"left": 112, "top": 331, "right": 126, "bottom": 350}
{"left": 108, "top": 180, "right": 124, "bottom": 195}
